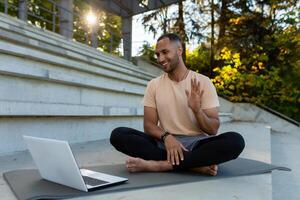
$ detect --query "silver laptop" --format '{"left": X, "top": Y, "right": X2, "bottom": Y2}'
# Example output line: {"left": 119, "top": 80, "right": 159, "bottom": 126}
{"left": 23, "top": 135, "right": 128, "bottom": 192}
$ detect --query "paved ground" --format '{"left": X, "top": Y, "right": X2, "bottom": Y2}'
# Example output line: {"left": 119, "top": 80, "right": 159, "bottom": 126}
{"left": 271, "top": 130, "right": 300, "bottom": 200}
{"left": 0, "top": 122, "right": 295, "bottom": 200}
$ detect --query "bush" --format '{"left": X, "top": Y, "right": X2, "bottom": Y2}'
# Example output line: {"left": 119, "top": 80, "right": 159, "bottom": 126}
{"left": 212, "top": 47, "right": 300, "bottom": 122}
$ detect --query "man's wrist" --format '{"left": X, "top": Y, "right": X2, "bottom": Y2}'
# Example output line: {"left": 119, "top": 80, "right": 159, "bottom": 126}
{"left": 161, "top": 131, "right": 172, "bottom": 142}
{"left": 192, "top": 107, "right": 201, "bottom": 114}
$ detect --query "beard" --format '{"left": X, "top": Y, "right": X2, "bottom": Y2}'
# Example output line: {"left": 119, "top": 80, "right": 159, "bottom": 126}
{"left": 165, "top": 54, "right": 180, "bottom": 73}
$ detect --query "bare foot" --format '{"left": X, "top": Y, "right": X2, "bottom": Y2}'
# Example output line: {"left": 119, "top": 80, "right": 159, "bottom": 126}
{"left": 191, "top": 165, "right": 218, "bottom": 176}
{"left": 125, "top": 157, "right": 173, "bottom": 173}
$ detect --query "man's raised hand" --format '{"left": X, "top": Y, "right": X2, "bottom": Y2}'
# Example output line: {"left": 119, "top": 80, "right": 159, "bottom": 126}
{"left": 185, "top": 78, "right": 203, "bottom": 113}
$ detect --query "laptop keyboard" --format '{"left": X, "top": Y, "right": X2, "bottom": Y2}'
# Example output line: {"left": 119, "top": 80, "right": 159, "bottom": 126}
{"left": 82, "top": 176, "right": 109, "bottom": 186}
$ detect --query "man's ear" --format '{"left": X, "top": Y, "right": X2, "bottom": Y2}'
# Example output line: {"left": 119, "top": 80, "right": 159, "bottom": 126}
{"left": 177, "top": 47, "right": 183, "bottom": 56}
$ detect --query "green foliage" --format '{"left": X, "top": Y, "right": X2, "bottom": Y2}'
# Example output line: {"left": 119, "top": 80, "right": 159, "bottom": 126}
{"left": 26, "top": 0, "right": 57, "bottom": 31}
{"left": 186, "top": 44, "right": 210, "bottom": 76}
{"left": 138, "top": 42, "right": 157, "bottom": 63}
{"left": 97, "top": 13, "right": 122, "bottom": 54}
{"left": 73, "top": 0, "right": 122, "bottom": 54}
{"left": 212, "top": 47, "right": 300, "bottom": 121}
{"left": 140, "top": 6, "right": 172, "bottom": 38}
{"left": 208, "top": 0, "right": 300, "bottom": 121}
{"left": 0, "top": 0, "right": 18, "bottom": 17}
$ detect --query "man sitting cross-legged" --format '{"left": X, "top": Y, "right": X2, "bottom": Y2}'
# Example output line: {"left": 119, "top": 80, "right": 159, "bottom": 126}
{"left": 110, "top": 33, "right": 245, "bottom": 176}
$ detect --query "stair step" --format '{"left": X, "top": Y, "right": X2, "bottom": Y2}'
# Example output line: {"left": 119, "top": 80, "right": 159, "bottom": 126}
{"left": 220, "top": 112, "right": 233, "bottom": 123}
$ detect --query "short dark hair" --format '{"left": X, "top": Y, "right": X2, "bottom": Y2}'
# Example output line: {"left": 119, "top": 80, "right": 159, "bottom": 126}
{"left": 157, "top": 33, "right": 182, "bottom": 44}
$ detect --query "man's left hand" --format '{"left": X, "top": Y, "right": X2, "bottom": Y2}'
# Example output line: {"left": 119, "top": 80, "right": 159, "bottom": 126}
{"left": 185, "top": 78, "right": 203, "bottom": 113}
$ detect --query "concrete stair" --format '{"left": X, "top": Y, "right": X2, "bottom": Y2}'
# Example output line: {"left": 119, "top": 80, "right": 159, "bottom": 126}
{"left": 0, "top": 13, "right": 150, "bottom": 155}
{"left": 219, "top": 112, "right": 233, "bottom": 123}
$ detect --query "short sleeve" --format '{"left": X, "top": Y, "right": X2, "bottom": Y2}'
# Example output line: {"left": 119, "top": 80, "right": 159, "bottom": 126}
{"left": 142, "top": 79, "right": 157, "bottom": 108}
{"left": 201, "top": 77, "right": 220, "bottom": 109}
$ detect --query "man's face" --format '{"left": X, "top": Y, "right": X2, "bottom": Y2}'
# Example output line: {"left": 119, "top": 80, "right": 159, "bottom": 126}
{"left": 155, "top": 38, "right": 182, "bottom": 73}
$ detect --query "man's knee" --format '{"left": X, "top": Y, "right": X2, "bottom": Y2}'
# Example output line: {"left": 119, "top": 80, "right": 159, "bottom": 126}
{"left": 110, "top": 127, "right": 129, "bottom": 147}
{"left": 224, "top": 132, "right": 245, "bottom": 158}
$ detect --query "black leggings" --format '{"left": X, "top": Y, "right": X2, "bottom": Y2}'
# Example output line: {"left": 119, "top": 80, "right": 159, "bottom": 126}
{"left": 110, "top": 127, "right": 245, "bottom": 170}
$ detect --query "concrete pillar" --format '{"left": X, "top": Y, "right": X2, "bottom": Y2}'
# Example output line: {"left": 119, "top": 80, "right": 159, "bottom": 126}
{"left": 18, "top": 0, "right": 27, "bottom": 21}
{"left": 91, "top": 26, "right": 99, "bottom": 48}
{"left": 59, "top": 0, "right": 73, "bottom": 39}
{"left": 4, "top": 0, "right": 8, "bottom": 14}
{"left": 122, "top": 17, "right": 132, "bottom": 61}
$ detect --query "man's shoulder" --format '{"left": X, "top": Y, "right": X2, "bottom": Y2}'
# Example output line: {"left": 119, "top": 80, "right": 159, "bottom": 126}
{"left": 190, "top": 71, "right": 211, "bottom": 82}
{"left": 149, "top": 73, "right": 167, "bottom": 84}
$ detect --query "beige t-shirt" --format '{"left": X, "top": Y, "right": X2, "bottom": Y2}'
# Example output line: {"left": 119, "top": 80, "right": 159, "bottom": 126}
{"left": 143, "top": 70, "right": 219, "bottom": 136}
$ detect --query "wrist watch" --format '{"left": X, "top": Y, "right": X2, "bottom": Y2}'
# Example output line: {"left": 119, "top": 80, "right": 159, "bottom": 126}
{"left": 161, "top": 131, "right": 171, "bottom": 142}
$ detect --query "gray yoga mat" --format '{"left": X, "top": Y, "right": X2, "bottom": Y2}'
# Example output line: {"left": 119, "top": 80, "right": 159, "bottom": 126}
{"left": 3, "top": 158, "right": 290, "bottom": 200}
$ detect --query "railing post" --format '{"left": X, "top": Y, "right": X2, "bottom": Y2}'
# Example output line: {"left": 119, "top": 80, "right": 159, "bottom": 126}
{"left": 18, "top": 0, "right": 27, "bottom": 21}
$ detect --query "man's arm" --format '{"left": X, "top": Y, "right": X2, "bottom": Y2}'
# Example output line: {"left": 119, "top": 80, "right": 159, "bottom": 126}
{"left": 192, "top": 107, "right": 220, "bottom": 135}
{"left": 143, "top": 106, "right": 163, "bottom": 139}
{"left": 185, "top": 78, "right": 220, "bottom": 135}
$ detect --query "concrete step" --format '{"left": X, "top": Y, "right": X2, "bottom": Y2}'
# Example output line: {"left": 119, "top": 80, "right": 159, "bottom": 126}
{"left": 219, "top": 112, "right": 233, "bottom": 123}
{"left": 0, "top": 113, "right": 232, "bottom": 155}
{"left": 0, "top": 122, "right": 273, "bottom": 200}
{"left": 0, "top": 13, "right": 155, "bottom": 80}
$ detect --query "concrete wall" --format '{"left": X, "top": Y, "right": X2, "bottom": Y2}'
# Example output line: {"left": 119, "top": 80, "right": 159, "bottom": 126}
{"left": 219, "top": 97, "right": 299, "bottom": 133}
{"left": 134, "top": 56, "right": 163, "bottom": 77}
{"left": 0, "top": 13, "right": 155, "bottom": 154}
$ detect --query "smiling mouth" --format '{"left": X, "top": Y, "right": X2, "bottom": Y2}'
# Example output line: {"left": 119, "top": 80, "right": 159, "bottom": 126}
{"left": 161, "top": 62, "right": 168, "bottom": 68}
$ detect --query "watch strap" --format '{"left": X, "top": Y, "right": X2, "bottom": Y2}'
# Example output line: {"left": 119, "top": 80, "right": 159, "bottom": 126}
{"left": 161, "top": 131, "right": 171, "bottom": 142}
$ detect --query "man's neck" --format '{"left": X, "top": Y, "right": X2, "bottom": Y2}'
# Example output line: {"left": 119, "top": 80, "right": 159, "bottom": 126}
{"left": 168, "top": 63, "right": 188, "bottom": 82}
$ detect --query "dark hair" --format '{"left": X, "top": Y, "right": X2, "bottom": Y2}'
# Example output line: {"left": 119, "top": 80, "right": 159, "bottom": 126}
{"left": 157, "top": 33, "right": 182, "bottom": 44}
